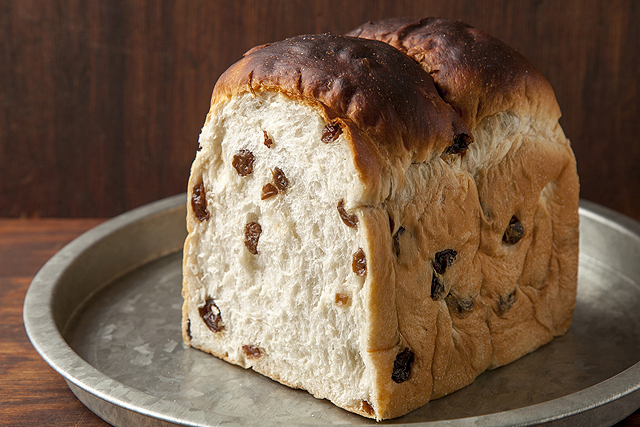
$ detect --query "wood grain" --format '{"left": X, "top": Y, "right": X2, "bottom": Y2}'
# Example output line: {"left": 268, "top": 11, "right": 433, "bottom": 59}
{"left": 0, "top": 219, "right": 109, "bottom": 426}
{"left": 1, "top": 219, "right": 639, "bottom": 425}
{"left": 1, "top": 0, "right": 639, "bottom": 220}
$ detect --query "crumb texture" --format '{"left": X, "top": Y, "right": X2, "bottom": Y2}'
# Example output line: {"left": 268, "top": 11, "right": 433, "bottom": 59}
{"left": 184, "top": 92, "right": 370, "bottom": 410}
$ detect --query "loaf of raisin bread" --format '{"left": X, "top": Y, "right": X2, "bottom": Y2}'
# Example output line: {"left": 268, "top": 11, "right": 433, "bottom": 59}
{"left": 182, "top": 22, "right": 579, "bottom": 421}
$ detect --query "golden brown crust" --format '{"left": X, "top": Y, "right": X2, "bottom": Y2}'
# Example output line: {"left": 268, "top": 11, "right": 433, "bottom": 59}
{"left": 210, "top": 33, "right": 471, "bottom": 199}
{"left": 346, "top": 17, "right": 561, "bottom": 129}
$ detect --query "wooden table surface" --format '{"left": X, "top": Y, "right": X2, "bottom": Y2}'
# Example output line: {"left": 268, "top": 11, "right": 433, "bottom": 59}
{"left": 1, "top": 218, "right": 639, "bottom": 427}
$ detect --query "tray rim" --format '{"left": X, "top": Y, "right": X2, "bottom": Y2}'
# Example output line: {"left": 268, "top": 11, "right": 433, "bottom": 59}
{"left": 22, "top": 195, "right": 640, "bottom": 427}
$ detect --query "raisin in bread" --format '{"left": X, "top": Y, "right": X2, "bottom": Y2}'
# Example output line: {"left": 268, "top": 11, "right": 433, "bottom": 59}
{"left": 182, "top": 27, "right": 579, "bottom": 420}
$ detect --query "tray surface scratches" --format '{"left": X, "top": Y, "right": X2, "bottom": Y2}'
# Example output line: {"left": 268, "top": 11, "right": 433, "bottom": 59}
{"left": 24, "top": 196, "right": 640, "bottom": 427}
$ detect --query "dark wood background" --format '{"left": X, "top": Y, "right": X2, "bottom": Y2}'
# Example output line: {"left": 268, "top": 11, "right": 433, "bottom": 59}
{"left": 1, "top": 0, "right": 639, "bottom": 220}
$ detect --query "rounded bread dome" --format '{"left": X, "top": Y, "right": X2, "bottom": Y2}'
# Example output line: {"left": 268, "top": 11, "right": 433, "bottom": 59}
{"left": 346, "top": 17, "right": 562, "bottom": 130}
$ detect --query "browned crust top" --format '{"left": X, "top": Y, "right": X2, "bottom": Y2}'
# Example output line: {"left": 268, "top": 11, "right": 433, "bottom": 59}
{"left": 211, "top": 33, "right": 470, "bottom": 165}
{"left": 346, "top": 17, "right": 561, "bottom": 129}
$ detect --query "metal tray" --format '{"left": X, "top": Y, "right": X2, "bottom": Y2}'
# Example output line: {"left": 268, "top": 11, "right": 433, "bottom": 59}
{"left": 24, "top": 194, "right": 640, "bottom": 427}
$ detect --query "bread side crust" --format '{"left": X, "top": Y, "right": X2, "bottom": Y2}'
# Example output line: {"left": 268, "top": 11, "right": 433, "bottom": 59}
{"left": 349, "top": 16, "right": 580, "bottom": 399}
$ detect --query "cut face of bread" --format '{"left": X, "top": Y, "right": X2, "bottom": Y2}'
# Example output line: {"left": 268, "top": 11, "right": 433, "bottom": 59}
{"left": 182, "top": 28, "right": 579, "bottom": 421}
{"left": 184, "top": 91, "right": 371, "bottom": 408}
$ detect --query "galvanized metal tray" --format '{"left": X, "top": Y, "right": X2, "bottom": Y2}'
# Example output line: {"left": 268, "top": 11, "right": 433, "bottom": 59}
{"left": 24, "top": 194, "right": 640, "bottom": 427}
